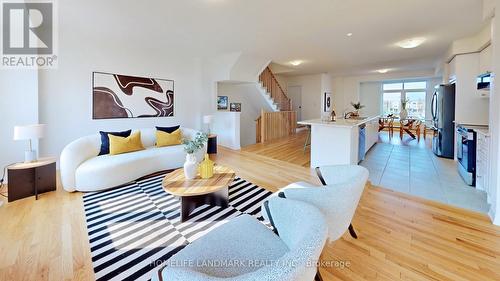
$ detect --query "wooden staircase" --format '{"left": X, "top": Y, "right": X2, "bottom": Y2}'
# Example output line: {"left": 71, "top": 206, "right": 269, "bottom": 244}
{"left": 258, "top": 67, "right": 292, "bottom": 111}
{"left": 256, "top": 67, "right": 297, "bottom": 143}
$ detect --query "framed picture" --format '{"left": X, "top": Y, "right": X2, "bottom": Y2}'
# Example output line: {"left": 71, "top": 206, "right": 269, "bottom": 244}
{"left": 217, "top": 96, "right": 228, "bottom": 110}
{"left": 323, "top": 92, "right": 332, "bottom": 112}
{"left": 92, "top": 72, "right": 174, "bottom": 119}
{"left": 230, "top": 103, "right": 241, "bottom": 112}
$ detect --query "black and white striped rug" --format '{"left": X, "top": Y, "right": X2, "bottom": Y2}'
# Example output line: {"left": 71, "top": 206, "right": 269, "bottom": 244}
{"left": 82, "top": 172, "right": 273, "bottom": 281}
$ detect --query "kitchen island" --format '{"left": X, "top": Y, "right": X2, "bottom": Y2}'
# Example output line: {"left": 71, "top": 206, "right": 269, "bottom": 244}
{"left": 299, "top": 116, "right": 379, "bottom": 168}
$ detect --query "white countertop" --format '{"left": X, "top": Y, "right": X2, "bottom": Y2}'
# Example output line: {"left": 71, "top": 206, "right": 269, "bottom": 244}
{"left": 474, "top": 128, "right": 490, "bottom": 136}
{"left": 298, "top": 115, "right": 380, "bottom": 128}
{"left": 455, "top": 123, "right": 489, "bottom": 136}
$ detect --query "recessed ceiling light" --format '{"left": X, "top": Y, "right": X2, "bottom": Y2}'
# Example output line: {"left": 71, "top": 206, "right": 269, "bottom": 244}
{"left": 396, "top": 37, "right": 426, "bottom": 49}
{"left": 377, "top": 69, "right": 390, "bottom": 74}
{"left": 347, "top": 33, "right": 353, "bottom": 37}
{"left": 290, "top": 60, "right": 303, "bottom": 66}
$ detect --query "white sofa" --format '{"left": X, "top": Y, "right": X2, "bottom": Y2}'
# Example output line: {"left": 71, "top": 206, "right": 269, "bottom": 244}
{"left": 60, "top": 127, "right": 205, "bottom": 192}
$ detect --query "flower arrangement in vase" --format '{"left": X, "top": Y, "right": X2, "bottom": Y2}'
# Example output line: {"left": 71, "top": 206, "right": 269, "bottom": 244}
{"left": 182, "top": 132, "right": 208, "bottom": 179}
{"left": 400, "top": 98, "right": 409, "bottom": 120}
{"left": 350, "top": 102, "right": 365, "bottom": 116}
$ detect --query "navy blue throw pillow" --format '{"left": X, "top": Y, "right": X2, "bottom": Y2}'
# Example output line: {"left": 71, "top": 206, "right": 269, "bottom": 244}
{"left": 156, "top": 125, "right": 180, "bottom": 134}
{"left": 99, "top": 130, "right": 132, "bottom": 155}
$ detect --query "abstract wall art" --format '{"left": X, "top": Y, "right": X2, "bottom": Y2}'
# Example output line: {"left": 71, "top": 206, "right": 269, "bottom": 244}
{"left": 92, "top": 72, "right": 175, "bottom": 119}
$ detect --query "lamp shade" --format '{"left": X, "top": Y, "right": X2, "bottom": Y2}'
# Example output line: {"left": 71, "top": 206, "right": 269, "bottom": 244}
{"left": 203, "top": 115, "right": 213, "bottom": 124}
{"left": 13, "top": 124, "right": 46, "bottom": 140}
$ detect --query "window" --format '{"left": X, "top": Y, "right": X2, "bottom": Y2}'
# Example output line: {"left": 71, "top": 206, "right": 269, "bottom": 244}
{"left": 383, "top": 92, "right": 401, "bottom": 116}
{"left": 382, "top": 81, "right": 427, "bottom": 119}
{"left": 383, "top": 83, "right": 403, "bottom": 91}
{"left": 403, "top": 81, "right": 427, "bottom": 90}
{"left": 406, "top": 92, "right": 426, "bottom": 119}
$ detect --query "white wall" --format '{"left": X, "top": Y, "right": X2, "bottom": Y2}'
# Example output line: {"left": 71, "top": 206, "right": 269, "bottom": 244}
{"left": 35, "top": 2, "right": 212, "bottom": 159}
{"left": 359, "top": 82, "right": 382, "bottom": 116}
{"left": 283, "top": 74, "right": 322, "bottom": 120}
{"left": 0, "top": 70, "right": 39, "bottom": 175}
{"left": 38, "top": 52, "right": 206, "bottom": 158}
{"left": 212, "top": 111, "right": 241, "bottom": 150}
{"left": 217, "top": 82, "right": 274, "bottom": 147}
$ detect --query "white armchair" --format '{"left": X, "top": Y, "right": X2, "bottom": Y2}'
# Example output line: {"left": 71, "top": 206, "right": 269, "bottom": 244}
{"left": 153, "top": 197, "right": 328, "bottom": 281}
{"left": 264, "top": 165, "right": 369, "bottom": 242}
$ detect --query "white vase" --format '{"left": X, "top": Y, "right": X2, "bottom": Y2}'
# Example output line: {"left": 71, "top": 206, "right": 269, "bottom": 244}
{"left": 184, "top": 153, "right": 198, "bottom": 179}
{"left": 400, "top": 109, "right": 408, "bottom": 120}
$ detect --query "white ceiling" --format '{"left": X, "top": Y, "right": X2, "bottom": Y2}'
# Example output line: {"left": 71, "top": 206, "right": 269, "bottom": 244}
{"left": 67, "top": 0, "right": 486, "bottom": 76}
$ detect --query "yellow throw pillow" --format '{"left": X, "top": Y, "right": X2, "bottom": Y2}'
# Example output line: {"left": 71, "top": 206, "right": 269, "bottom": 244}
{"left": 109, "top": 131, "right": 145, "bottom": 155}
{"left": 156, "top": 129, "right": 182, "bottom": 147}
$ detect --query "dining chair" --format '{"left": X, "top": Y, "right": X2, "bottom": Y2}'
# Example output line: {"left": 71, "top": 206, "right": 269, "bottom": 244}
{"left": 400, "top": 119, "right": 423, "bottom": 141}
{"left": 378, "top": 117, "right": 394, "bottom": 138}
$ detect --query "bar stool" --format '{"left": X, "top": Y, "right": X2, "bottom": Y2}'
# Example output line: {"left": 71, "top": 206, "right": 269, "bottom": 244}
{"left": 303, "top": 125, "right": 311, "bottom": 153}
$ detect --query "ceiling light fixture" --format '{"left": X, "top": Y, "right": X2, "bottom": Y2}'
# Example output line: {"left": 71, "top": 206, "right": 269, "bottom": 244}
{"left": 290, "top": 60, "right": 303, "bottom": 66}
{"left": 377, "top": 69, "right": 390, "bottom": 74}
{"left": 396, "top": 37, "right": 426, "bottom": 49}
{"left": 347, "top": 33, "right": 353, "bottom": 37}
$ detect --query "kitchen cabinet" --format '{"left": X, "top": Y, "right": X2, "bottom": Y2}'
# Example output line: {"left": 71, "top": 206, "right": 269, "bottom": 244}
{"left": 479, "top": 45, "right": 492, "bottom": 74}
{"left": 450, "top": 53, "right": 489, "bottom": 125}
{"left": 476, "top": 131, "right": 491, "bottom": 203}
{"left": 448, "top": 57, "right": 457, "bottom": 83}
{"left": 298, "top": 116, "right": 379, "bottom": 167}
{"left": 365, "top": 118, "right": 379, "bottom": 153}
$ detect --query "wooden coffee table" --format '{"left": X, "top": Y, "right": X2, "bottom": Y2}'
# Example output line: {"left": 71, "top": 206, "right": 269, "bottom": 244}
{"left": 162, "top": 165, "right": 235, "bottom": 222}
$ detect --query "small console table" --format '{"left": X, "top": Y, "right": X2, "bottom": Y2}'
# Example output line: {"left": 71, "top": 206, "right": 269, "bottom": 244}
{"left": 207, "top": 134, "right": 217, "bottom": 154}
{"left": 7, "top": 157, "right": 56, "bottom": 202}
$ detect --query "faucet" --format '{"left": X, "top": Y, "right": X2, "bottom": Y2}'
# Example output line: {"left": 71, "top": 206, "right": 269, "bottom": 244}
{"left": 344, "top": 111, "right": 353, "bottom": 119}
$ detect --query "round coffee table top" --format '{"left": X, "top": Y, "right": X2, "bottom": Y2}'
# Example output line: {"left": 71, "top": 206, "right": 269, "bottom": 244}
{"left": 162, "top": 165, "right": 235, "bottom": 197}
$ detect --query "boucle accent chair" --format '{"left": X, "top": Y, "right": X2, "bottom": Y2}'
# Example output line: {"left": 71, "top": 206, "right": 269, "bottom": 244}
{"left": 264, "top": 165, "right": 369, "bottom": 242}
{"left": 152, "top": 197, "right": 328, "bottom": 281}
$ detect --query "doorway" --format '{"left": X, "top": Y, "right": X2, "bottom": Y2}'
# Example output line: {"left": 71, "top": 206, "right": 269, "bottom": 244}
{"left": 288, "top": 86, "right": 302, "bottom": 121}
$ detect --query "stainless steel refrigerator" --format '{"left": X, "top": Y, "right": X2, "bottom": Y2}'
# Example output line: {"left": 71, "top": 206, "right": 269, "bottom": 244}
{"left": 431, "top": 84, "right": 456, "bottom": 159}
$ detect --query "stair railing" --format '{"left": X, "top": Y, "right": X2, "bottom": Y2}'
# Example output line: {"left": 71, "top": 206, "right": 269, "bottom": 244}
{"left": 258, "top": 67, "right": 292, "bottom": 111}
{"left": 256, "top": 109, "right": 297, "bottom": 143}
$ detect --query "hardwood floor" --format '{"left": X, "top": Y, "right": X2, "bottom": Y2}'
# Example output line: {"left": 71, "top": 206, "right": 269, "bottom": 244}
{"left": 1, "top": 144, "right": 500, "bottom": 280}
{"left": 242, "top": 128, "right": 311, "bottom": 167}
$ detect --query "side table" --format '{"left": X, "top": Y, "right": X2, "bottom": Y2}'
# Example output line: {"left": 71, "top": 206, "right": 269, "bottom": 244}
{"left": 7, "top": 157, "right": 57, "bottom": 202}
{"left": 207, "top": 134, "right": 217, "bottom": 154}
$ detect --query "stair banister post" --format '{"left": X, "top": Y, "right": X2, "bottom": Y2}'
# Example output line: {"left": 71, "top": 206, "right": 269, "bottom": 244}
{"left": 261, "top": 109, "right": 266, "bottom": 143}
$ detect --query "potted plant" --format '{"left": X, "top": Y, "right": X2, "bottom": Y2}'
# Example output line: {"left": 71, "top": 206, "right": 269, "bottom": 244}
{"left": 350, "top": 102, "right": 365, "bottom": 116}
{"left": 182, "top": 132, "right": 208, "bottom": 179}
{"left": 400, "top": 98, "right": 409, "bottom": 120}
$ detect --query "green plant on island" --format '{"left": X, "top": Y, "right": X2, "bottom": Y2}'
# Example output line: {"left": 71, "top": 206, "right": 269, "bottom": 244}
{"left": 350, "top": 102, "right": 365, "bottom": 110}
